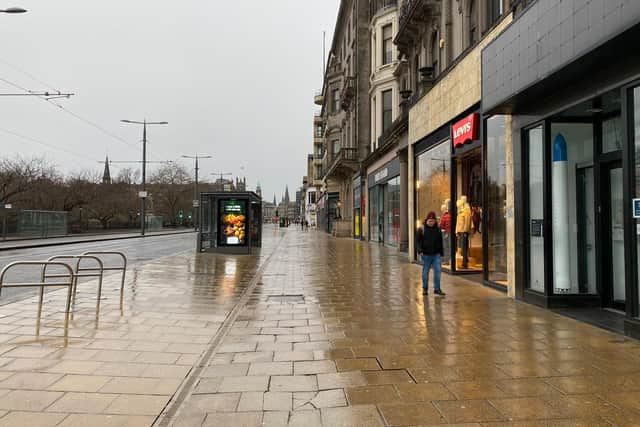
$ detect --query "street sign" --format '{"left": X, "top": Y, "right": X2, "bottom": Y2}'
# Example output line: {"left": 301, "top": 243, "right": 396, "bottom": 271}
{"left": 138, "top": 191, "right": 148, "bottom": 199}
{"left": 193, "top": 200, "right": 200, "bottom": 207}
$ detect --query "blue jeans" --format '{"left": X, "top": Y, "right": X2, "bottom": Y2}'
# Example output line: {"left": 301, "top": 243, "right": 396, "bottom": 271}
{"left": 421, "top": 254, "right": 442, "bottom": 291}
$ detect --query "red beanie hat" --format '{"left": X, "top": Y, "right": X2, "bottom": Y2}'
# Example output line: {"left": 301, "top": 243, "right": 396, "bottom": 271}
{"left": 426, "top": 211, "right": 437, "bottom": 221}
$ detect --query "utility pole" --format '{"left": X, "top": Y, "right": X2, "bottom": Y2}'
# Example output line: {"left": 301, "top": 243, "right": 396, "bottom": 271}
{"left": 182, "top": 154, "right": 212, "bottom": 230}
{"left": 121, "top": 119, "right": 168, "bottom": 236}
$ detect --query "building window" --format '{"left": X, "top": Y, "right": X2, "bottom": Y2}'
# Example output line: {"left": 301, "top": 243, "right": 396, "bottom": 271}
{"left": 487, "top": 0, "right": 503, "bottom": 28}
{"left": 332, "top": 89, "right": 340, "bottom": 113}
{"left": 469, "top": 0, "right": 477, "bottom": 46}
{"left": 382, "top": 24, "right": 393, "bottom": 65}
{"left": 315, "top": 165, "right": 322, "bottom": 179}
{"left": 430, "top": 32, "right": 439, "bottom": 76}
{"left": 332, "top": 139, "right": 341, "bottom": 159}
{"left": 382, "top": 89, "right": 393, "bottom": 132}
{"left": 315, "top": 125, "right": 323, "bottom": 138}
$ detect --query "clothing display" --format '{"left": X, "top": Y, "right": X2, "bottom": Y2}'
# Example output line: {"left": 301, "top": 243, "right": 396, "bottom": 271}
{"left": 455, "top": 199, "right": 472, "bottom": 234}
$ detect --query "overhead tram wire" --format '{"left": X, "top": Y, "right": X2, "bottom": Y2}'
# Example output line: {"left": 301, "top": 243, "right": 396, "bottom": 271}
{"left": 0, "top": 127, "right": 100, "bottom": 164}
{"left": 0, "top": 75, "right": 173, "bottom": 161}
{"left": 0, "top": 60, "right": 179, "bottom": 163}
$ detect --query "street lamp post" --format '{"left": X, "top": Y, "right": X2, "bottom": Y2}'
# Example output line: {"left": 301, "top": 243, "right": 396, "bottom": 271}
{"left": 182, "top": 154, "right": 212, "bottom": 231}
{"left": 121, "top": 119, "right": 168, "bottom": 236}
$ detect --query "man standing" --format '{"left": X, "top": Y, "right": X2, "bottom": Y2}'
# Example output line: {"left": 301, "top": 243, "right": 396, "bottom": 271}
{"left": 416, "top": 211, "right": 446, "bottom": 297}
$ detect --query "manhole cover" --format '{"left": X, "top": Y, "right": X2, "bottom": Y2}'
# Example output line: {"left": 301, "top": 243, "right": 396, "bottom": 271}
{"left": 267, "top": 295, "right": 305, "bottom": 303}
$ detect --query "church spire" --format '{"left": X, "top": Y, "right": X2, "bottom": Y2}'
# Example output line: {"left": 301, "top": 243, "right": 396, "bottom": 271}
{"left": 102, "top": 156, "right": 111, "bottom": 185}
{"left": 284, "top": 186, "right": 290, "bottom": 204}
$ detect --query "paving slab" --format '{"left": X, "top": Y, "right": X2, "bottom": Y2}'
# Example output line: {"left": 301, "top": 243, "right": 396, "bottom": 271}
{"left": 1, "top": 228, "right": 640, "bottom": 426}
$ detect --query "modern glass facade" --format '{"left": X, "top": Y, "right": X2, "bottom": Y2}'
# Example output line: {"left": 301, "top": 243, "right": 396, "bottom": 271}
{"left": 384, "top": 177, "right": 400, "bottom": 247}
{"left": 485, "top": 116, "right": 508, "bottom": 285}
{"left": 415, "top": 140, "right": 451, "bottom": 269}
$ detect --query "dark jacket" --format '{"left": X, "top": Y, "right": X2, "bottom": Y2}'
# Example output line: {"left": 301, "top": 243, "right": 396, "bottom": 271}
{"left": 416, "top": 224, "right": 443, "bottom": 256}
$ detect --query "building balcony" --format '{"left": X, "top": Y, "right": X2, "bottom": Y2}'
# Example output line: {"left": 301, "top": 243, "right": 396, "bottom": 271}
{"left": 314, "top": 90, "right": 324, "bottom": 106}
{"left": 395, "top": 0, "right": 441, "bottom": 56}
{"left": 323, "top": 147, "right": 359, "bottom": 180}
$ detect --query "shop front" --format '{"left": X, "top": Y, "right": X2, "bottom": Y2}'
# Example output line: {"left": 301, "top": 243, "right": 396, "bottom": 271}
{"left": 368, "top": 158, "right": 400, "bottom": 247}
{"left": 413, "top": 109, "right": 509, "bottom": 290}
{"left": 352, "top": 174, "right": 364, "bottom": 240}
{"left": 482, "top": 0, "right": 640, "bottom": 337}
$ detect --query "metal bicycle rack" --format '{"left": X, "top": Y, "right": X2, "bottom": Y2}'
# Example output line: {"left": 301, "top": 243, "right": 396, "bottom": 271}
{"left": 0, "top": 261, "right": 75, "bottom": 332}
{"left": 45, "top": 255, "right": 104, "bottom": 313}
{"left": 82, "top": 251, "right": 127, "bottom": 298}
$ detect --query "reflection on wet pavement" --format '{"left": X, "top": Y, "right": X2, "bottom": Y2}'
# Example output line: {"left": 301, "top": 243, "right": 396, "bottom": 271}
{"left": 0, "top": 227, "right": 638, "bottom": 426}
{"left": 170, "top": 229, "right": 640, "bottom": 427}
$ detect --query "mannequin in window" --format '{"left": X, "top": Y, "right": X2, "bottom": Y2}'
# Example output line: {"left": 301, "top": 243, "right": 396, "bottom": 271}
{"left": 456, "top": 195, "right": 472, "bottom": 268}
{"left": 440, "top": 200, "right": 451, "bottom": 264}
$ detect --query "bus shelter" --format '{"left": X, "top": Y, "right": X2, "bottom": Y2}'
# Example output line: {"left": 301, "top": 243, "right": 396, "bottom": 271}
{"left": 197, "top": 192, "right": 262, "bottom": 254}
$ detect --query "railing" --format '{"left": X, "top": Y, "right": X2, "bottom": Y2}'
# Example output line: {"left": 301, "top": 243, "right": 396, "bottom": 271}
{"left": 0, "top": 261, "right": 75, "bottom": 334}
{"left": 340, "top": 147, "right": 358, "bottom": 161}
{"left": 45, "top": 255, "right": 105, "bottom": 313}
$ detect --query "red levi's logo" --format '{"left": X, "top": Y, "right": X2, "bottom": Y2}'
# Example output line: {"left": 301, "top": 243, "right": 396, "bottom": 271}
{"left": 452, "top": 113, "right": 479, "bottom": 149}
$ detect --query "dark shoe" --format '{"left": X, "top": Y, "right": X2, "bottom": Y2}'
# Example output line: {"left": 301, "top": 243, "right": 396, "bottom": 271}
{"left": 422, "top": 289, "right": 428, "bottom": 295}
{"left": 434, "top": 289, "right": 446, "bottom": 296}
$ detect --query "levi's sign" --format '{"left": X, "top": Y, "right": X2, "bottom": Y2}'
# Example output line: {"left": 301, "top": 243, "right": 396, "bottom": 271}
{"left": 452, "top": 113, "right": 479, "bottom": 149}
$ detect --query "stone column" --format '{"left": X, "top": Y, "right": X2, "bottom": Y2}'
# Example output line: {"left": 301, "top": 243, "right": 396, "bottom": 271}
{"left": 399, "top": 149, "right": 409, "bottom": 252}
{"left": 408, "top": 143, "right": 416, "bottom": 261}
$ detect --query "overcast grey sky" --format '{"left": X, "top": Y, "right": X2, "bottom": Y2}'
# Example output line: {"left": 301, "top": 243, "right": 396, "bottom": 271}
{"left": 0, "top": 1, "right": 339, "bottom": 202}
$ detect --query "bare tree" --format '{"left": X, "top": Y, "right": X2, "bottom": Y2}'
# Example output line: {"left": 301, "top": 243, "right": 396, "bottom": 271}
{"left": 0, "top": 156, "right": 57, "bottom": 205}
{"left": 149, "top": 163, "right": 192, "bottom": 226}
{"left": 114, "top": 167, "right": 140, "bottom": 185}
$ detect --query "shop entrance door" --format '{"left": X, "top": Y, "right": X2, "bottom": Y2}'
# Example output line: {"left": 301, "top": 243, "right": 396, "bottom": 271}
{"left": 600, "top": 161, "right": 625, "bottom": 310}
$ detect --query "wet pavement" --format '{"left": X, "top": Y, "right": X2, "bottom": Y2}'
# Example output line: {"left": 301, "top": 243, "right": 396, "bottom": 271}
{"left": 0, "top": 227, "right": 638, "bottom": 426}
{"left": 0, "top": 233, "right": 196, "bottom": 301}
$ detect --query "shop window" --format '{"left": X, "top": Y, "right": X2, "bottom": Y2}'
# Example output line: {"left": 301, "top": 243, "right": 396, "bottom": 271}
{"left": 416, "top": 141, "right": 451, "bottom": 269}
{"left": 602, "top": 116, "right": 623, "bottom": 153}
{"left": 550, "top": 123, "right": 596, "bottom": 295}
{"left": 455, "top": 149, "right": 483, "bottom": 272}
{"left": 369, "top": 186, "right": 383, "bottom": 243}
{"left": 634, "top": 87, "right": 640, "bottom": 315}
{"left": 385, "top": 177, "right": 401, "bottom": 247}
{"left": 527, "top": 126, "right": 545, "bottom": 292}
{"left": 486, "top": 116, "right": 508, "bottom": 285}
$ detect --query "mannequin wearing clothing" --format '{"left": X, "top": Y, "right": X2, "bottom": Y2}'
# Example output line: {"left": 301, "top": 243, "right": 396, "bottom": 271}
{"left": 456, "top": 196, "right": 472, "bottom": 268}
{"left": 440, "top": 201, "right": 451, "bottom": 264}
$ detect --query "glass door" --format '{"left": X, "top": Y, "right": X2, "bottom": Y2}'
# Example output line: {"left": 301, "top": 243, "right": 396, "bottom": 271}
{"left": 601, "top": 162, "right": 625, "bottom": 310}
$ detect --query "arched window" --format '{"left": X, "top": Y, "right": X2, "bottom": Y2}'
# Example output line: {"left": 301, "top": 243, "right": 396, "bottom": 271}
{"left": 469, "top": 0, "right": 477, "bottom": 46}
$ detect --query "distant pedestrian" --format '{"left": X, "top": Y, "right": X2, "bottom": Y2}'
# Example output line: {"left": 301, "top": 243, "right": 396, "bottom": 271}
{"left": 301, "top": 220, "right": 304, "bottom": 231}
{"left": 415, "top": 211, "right": 445, "bottom": 297}
{"left": 304, "top": 220, "right": 309, "bottom": 231}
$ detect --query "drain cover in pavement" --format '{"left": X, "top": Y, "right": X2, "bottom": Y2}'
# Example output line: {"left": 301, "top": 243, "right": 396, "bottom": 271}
{"left": 267, "top": 295, "right": 305, "bottom": 303}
